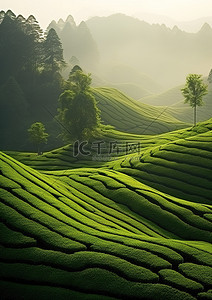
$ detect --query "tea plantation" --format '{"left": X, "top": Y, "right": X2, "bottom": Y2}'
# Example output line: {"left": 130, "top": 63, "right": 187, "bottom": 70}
{"left": 1, "top": 119, "right": 212, "bottom": 299}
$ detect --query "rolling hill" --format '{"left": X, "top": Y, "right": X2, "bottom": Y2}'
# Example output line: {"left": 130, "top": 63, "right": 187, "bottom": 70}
{"left": 111, "top": 119, "right": 212, "bottom": 205}
{"left": 6, "top": 118, "right": 209, "bottom": 172}
{"left": 92, "top": 87, "right": 188, "bottom": 134}
{"left": 2, "top": 109, "right": 212, "bottom": 299}
{"left": 1, "top": 145, "right": 212, "bottom": 299}
{"left": 141, "top": 83, "right": 212, "bottom": 124}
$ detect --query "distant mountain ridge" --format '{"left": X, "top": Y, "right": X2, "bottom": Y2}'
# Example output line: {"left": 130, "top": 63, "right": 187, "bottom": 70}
{"left": 86, "top": 14, "right": 212, "bottom": 88}
{"left": 47, "top": 15, "right": 99, "bottom": 71}
{"left": 133, "top": 12, "right": 212, "bottom": 33}
{"left": 47, "top": 13, "right": 212, "bottom": 89}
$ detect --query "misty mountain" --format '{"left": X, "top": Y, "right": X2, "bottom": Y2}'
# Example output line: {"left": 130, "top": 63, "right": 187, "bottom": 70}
{"left": 95, "top": 64, "right": 162, "bottom": 94}
{"left": 178, "top": 16, "right": 212, "bottom": 33}
{"left": 47, "top": 15, "right": 99, "bottom": 71}
{"left": 86, "top": 14, "right": 212, "bottom": 89}
{"left": 133, "top": 12, "right": 212, "bottom": 33}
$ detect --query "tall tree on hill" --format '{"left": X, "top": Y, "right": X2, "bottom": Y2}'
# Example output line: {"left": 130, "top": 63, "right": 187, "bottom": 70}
{"left": 27, "top": 122, "right": 49, "bottom": 155}
{"left": 58, "top": 67, "right": 100, "bottom": 141}
{"left": 17, "top": 15, "right": 44, "bottom": 99}
{"left": 181, "top": 74, "right": 208, "bottom": 126}
{"left": 43, "top": 28, "right": 66, "bottom": 73}
{"left": 24, "top": 15, "right": 44, "bottom": 70}
{"left": 28, "top": 122, "right": 49, "bottom": 155}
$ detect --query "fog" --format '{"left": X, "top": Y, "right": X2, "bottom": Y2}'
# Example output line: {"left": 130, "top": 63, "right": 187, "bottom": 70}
{"left": 1, "top": 0, "right": 212, "bottom": 30}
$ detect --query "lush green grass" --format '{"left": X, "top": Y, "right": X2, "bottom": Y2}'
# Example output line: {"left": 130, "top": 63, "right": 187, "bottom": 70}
{"left": 6, "top": 120, "right": 208, "bottom": 171}
{"left": 2, "top": 117, "right": 212, "bottom": 299}
{"left": 1, "top": 148, "right": 212, "bottom": 299}
{"left": 92, "top": 87, "right": 188, "bottom": 134}
{"left": 111, "top": 120, "right": 212, "bottom": 204}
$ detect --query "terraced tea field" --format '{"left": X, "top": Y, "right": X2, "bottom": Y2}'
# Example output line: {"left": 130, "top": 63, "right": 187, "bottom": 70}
{"left": 111, "top": 122, "right": 212, "bottom": 204}
{"left": 1, "top": 118, "right": 212, "bottom": 299}
{"left": 7, "top": 118, "right": 211, "bottom": 171}
{"left": 92, "top": 87, "right": 188, "bottom": 134}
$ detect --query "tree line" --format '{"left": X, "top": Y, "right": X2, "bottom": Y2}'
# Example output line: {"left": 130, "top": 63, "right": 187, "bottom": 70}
{"left": 0, "top": 10, "right": 65, "bottom": 150}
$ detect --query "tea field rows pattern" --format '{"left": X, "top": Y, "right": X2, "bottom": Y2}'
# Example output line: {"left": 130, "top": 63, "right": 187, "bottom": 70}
{"left": 1, "top": 119, "right": 212, "bottom": 299}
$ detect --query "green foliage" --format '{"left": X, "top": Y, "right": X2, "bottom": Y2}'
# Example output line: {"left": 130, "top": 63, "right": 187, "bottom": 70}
{"left": 0, "top": 222, "right": 36, "bottom": 247}
{"left": 43, "top": 28, "right": 66, "bottom": 72}
{"left": 92, "top": 87, "right": 187, "bottom": 135}
{"left": 0, "top": 77, "right": 28, "bottom": 149}
{"left": 1, "top": 150, "right": 212, "bottom": 299}
{"left": 179, "top": 263, "right": 212, "bottom": 285}
{"left": 181, "top": 74, "right": 208, "bottom": 108}
{"left": 181, "top": 74, "right": 208, "bottom": 125}
{"left": 66, "top": 68, "right": 92, "bottom": 92}
{"left": 159, "top": 269, "right": 204, "bottom": 293}
{"left": 28, "top": 122, "right": 49, "bottom": 154}
{"left": 0, "top": 10, "right": 65, "bottom": 151}
{"left": 58, "top": 69, "right": 100, "bottom": 141}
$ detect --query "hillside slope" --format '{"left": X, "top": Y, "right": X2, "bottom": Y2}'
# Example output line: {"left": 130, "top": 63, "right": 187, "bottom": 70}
{"left": 1, "top": 151, "right": 212, "bottom": 299}
{"left": 92, "top": 87, "right": 188, "bottom": 134}
{"left": 141, "top": 84, "right": 212, "bottom": 124}
{"left": 6, "top": 118, "right": 211, "bottom": 172}
{"left": 111, "top": 119, "right": 212, "bottom": 204}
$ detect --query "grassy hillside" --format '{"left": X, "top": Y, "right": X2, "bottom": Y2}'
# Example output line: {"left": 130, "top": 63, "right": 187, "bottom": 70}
{"left": 141, "top": 84, "right": 212, "bottom": 124}
{"left": 141, "top": 85, "right": 183, "bottom": 106}
{"left": 1, "top": 151, "right": 212, "bottom": 299}
{"left": 2, "top": 118, "right": 212, "bottom": 299}
{"left": 110, "top": 119, "right": 212, "bottom": 204}
{"left": 6, "top": 121, "right": 201, "bottom": 171}
{"left": 92, "top": 87, "right": 188, "bottom": 134}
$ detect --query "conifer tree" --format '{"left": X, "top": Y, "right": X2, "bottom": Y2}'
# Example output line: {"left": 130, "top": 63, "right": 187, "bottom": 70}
{"left": 43, "top": 28, "right": 66, "bottom": 73}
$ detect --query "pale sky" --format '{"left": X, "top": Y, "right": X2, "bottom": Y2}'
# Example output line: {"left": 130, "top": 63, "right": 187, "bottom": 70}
{"left": 0, "top": 0, "right": 212, "bottom": 29}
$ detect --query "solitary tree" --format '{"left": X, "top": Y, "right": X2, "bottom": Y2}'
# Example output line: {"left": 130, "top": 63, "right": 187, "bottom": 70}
{"left": 28, "top": 122, "right": 49, "bottom": 154}
{"left": 181, "top": 74, "right": 208, "bottom": 126}
{"left": 58, "top": 68, "right": 100, "bottom": 141}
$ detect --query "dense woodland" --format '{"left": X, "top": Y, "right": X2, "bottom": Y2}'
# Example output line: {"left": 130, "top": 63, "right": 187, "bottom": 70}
{"left": 0, "top": 10, "right": 65, "bottom": 150}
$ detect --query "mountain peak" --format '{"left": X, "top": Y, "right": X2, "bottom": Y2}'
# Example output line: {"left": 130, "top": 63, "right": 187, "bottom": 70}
{"left": 172, "top": 25, "right": 180, "bottom": 32}
{"left": 199, "top": 22, "right": 212, "bottom": 34}
{"left": 57, "top": 18, "right": 65, "bottom": 28}
{"left": 78, "top": 21, "right": 88, "bottom": 30}
{"left": 66, "top": 15, "right": 76, "bottom": 27}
